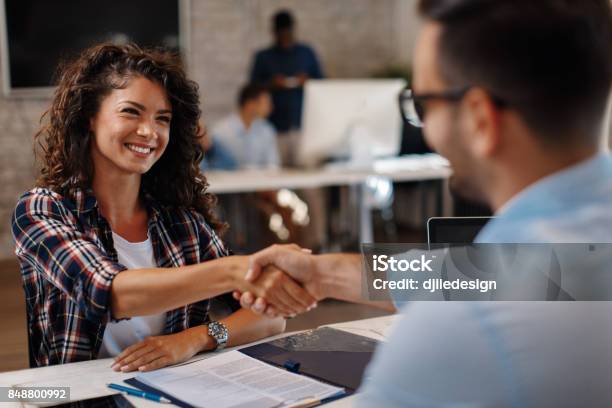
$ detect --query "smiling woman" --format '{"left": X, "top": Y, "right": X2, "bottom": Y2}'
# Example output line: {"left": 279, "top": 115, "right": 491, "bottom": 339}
{"left": 34, "top": 43, "right": 217, "bottom": 231}
{"left": 11, "top": 43, "right": 316, "bottom": 370}
{"left": 90, "top": 78, "right": 173, "bottom": 219}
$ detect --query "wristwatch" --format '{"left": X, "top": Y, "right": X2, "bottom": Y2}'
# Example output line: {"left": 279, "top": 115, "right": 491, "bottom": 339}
{"left": 207, "top": 321, "right": 229, "bottom": 351}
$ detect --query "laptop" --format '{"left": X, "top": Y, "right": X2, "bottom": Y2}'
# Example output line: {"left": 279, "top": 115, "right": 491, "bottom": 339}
{"left": 427, "top": 216, "right": 493, "bottom": 245}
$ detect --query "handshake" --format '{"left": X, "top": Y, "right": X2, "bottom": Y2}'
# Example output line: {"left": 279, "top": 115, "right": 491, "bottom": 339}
{"left": 230, "top": 244, "right": 389, "bottom": 317}
{"left": 232, "top": 244, "right": 326, "bottom": 318}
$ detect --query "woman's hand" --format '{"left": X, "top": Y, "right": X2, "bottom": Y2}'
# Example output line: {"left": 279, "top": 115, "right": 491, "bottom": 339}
{"left": 244, "top": 265, "right": 317, "bottom": 317}
{"left": 111, "top": 327, "right": 208, "bottom": 372}
{"left": 233, "top": 244, "right": 321, "bottom": 318}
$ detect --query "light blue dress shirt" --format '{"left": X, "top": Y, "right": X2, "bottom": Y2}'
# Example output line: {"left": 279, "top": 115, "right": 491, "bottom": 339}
{"left": 210, "top": 113, "right": 280, "bottom": 170}
{"left": 357, "top": 153, "right": 612, "bottom": 407}
{"left": 477, "top": 153, "right": 612, "bottom": 243}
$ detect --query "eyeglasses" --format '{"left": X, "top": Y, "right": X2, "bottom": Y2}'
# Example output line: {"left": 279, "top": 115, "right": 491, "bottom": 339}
{"left": 398, "top": 86, "right": 507, "bottom": 128}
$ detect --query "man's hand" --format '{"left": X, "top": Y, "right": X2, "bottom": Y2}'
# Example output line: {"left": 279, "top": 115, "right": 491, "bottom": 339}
{"left": 272, "top": 74, "right": 287, "bottom": 89}
{"left": 235, "top": 244, "right": 325, "bottom": 317}
{"left": 247, "top": 244, "right": 323, "bottom": 298}
{"left": 296, "top": 72, "right": 309, "bottom": 87}
{"left": 111, "top": 328, "right": 204, "bottom": 372}
{"left": 244, "top": 264, "right": 317, "bottom": 317}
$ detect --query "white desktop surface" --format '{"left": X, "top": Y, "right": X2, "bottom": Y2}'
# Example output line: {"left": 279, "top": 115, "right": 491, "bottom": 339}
{"left": 205, "top": 155, "right": 451, "bottom": 194}
{"left": 0, "top": 315, "right": 400, "bottom": 408}
{"left": 206, "top": 155, "right": 451, "bottom": 249}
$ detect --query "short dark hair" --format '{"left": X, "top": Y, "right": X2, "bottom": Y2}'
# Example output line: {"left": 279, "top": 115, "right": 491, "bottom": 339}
{"left": 418, "top": 0, "right": 612, "bottom": 143}
{"left": 238, "top": 83, "right": 269, "bottom": 107}
{"left": 273, "top": 10, "right": 294, "bottom": 32}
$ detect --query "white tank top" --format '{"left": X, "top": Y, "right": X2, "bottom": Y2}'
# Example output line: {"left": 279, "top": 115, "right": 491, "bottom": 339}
{"left": 97, "top": 232, "right": 166, "bottom": 358}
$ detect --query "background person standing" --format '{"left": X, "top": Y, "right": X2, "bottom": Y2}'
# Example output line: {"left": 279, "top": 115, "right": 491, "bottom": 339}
{"left": 250, "top": 9, "right": 324, "bottom": 166}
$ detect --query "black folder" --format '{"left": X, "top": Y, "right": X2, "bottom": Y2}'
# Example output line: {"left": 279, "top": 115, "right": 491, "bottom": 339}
{"left": 239, "top": 326, "right": 379, "bottom": 392}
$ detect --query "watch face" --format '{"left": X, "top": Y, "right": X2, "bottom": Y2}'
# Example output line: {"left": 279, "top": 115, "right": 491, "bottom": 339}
{"left": 209, "top": 322, "right": 228, "bottom": 346}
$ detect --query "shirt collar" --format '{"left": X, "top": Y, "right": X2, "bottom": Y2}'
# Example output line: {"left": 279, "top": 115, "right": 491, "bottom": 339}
{"left": 142, "top": 190, "right": 163, "bottom": 221}
{"left": 495, "top": 152, "right": 612, "bottom": 218}
{"left": 73, "top": 187, "right": 98, "bottom": 215}
{"left": 231, "top": 112, "right": 258, "bottom": 134}
{"left": 273, "top": 43, "right": 297, "bottom": 53}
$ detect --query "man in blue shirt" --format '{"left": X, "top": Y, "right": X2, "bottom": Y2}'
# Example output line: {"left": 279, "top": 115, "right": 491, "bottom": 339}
{"left": 250, "top": 10, "right": 324, "bottom": 133}
{"left": 250, "top": 10, "right": 324, "bottom": 165}
{"left": 204, "top": 83, "right": 280, "bottom": 170}
{"left": 238, "top": 0, "right": 612, "bottom": 406}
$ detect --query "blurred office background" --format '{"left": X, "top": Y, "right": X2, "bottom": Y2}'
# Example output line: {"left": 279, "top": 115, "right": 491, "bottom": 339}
{"left": 0, "top": 0, "right": 426, "bottom": 257}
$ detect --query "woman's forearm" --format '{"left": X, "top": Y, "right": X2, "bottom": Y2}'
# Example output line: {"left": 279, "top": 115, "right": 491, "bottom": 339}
{"left": 110, "top": 308, "right": 285, "bottom": 373}
{"left": 221, "top": 308, "right": 286, "bottom": 348}
{"left": 190, "top": 309, "right": 286, "bottom": 352}
{"left": 110, "top": 255, "right": 249, "bottom": 318}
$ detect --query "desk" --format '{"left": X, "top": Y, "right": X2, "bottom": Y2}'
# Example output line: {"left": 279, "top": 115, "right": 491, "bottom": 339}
{"left": 206, "top": 155, "right": 451, "bottom": 242}
{"left": 0, "top": 315, "right": 400, "bottom": 408}
{"left": 205, "top": 155, "right": 450, "bottom": 194}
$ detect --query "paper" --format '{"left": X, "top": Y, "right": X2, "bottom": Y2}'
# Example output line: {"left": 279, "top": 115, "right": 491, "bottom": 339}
{"left": 324, "top": 315, "right": 400, "bottom": 342}
{"left": 12, "top": 358, "right": 131, "bottom": 404}
{"left": 136, "top": 350, "right": 344, "bottom": 408}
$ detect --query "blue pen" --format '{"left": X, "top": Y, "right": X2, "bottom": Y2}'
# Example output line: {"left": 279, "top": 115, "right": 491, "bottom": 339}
{"left": 107, "top": 383, "right": 172, "bottom": 404}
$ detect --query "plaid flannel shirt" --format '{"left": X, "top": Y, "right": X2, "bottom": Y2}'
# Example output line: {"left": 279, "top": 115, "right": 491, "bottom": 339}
{"left": 11, "top": 187, "right": 230, "bottom": 367}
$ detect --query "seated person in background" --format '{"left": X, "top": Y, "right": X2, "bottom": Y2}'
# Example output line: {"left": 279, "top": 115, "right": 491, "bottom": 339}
{"left": 11, "top": 43, "right": 314, "bottom": 370}
{"left": 206, "top": 83, "right": 280, "bottom": 170}
{"left": 202, "top": 84, "right": 304, "bottom": 247}
{"left": 198, "top": 123, "right": 237, "bottom": 171}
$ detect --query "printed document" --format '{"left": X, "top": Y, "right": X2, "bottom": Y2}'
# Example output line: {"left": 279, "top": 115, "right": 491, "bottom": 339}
{"left": 136, "top": 350, "right": 344, "bottom": 408}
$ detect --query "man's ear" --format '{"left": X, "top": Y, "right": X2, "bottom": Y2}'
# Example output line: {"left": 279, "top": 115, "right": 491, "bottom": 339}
{"left": 462, "top": 87, "right": 501, "bottom": 158}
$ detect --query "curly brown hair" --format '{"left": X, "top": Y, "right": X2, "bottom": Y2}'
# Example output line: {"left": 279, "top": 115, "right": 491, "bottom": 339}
{"left": 35, "top": 42, "right": 226, "bottom": 233}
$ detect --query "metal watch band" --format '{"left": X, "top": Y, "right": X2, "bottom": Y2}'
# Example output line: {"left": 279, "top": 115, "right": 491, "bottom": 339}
{"left": 207, "top": 321, "right": 229, "bottom": 351}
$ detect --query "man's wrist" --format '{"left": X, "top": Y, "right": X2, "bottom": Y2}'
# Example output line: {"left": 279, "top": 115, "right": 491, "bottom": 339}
{"left": 312, "top": 254, "right": 333, "bottom": 300}
{"left": 313, "top": 254, "right": 362, "bottom": 302}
